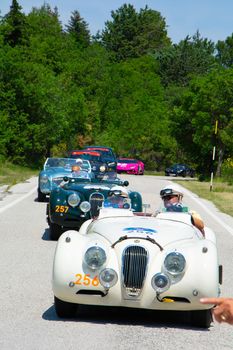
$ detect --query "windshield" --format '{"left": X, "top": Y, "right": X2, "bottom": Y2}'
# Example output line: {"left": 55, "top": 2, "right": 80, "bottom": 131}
{"left": 103, "top": 195, "right": 131, "bottom": 209}
{"left": 118, "top": 159, "right": 138, "bottom": 164}
{"left": 160, "top": 204, "right": 189, "bottom": 213}
{"left": 71, "top": 154, "right": 101, "bottom": 162}
{"left": 71, "top": 170, "right": 91, "bottom": 180}
{"left": 45, "top": 158, "right": 78, "bottom": 169}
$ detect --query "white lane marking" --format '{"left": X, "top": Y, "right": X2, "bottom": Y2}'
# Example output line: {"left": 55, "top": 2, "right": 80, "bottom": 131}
{"left": 173, "top": 182, "right": 233, "bottom": 237}
{"left": 0, "top": 186, "right": 37, "bottom": 214}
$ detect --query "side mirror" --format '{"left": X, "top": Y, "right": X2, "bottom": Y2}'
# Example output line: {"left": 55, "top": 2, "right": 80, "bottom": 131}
{"left": 123, "top": 180, "right": 129, "bottom": 186}
{"left": 63, "top": 176, "right": 69, "bottom": 182}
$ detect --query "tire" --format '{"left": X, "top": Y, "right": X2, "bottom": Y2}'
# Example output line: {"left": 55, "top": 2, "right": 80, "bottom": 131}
{"left": 54, "top": 296, "right": 77, "bottom": 318}
{"left": 37, "top": 189, "right": 47, "bottom": 202}
{"left": 190, "top": 309, "right": 213, "bottom": 328}
{"left": 50, "top": 222, "right": 64, "bottom": 241}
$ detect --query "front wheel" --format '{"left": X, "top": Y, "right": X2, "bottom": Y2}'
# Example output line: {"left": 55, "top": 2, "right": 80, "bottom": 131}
{"left": 37, "top": 189, "right": 47, "bottom": 202}
{"left": 54, "top": 296, "right": 78, "bottom": 318}
{"left": 190, "top": 309, "right": 213, "bottom": 328}
{"left": 50, "top": 222, "right": 64, "bottom": 240}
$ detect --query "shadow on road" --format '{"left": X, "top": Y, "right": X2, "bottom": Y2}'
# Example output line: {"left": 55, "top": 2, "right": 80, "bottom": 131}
{"left": 42, "top": 304, "right": 211, "bottom": 331}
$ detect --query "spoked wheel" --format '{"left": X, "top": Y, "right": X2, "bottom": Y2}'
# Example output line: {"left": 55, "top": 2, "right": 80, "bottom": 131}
{"left": 190, "top": 309, "right": 213, "bottom": 328}
{"left": 54, "top": 296, "right": 78, "bottom": 318}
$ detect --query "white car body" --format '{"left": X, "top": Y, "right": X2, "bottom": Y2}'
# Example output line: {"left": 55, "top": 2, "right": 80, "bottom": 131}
{"left": 52, "top": 207, "right": 221, "bottom": 327}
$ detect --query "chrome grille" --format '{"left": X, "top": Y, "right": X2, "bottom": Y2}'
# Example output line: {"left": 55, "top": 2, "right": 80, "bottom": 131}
{"left": 89, "top": 192, "right": 105, "bottom": 218}
{"left": 122, "top": 246, "right": 148, "bottom": 294}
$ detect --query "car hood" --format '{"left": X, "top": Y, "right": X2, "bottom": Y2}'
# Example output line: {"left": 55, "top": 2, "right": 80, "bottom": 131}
{"left": 87, "top": 215, "right": 198, "bottom": 247}
{"left": 118, "top": 163, "right": 137, "bottom": 169}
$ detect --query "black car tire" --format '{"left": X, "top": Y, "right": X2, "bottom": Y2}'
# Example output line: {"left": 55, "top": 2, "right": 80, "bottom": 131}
{"left": 50, "top": 222, "right": 64, "bottom": 241}
{"left": 37, "top": 189, "right": 47, "bottom": 202}
{"left": 190, "top": 309, "right": 213, "bottom": 328}
{"left": 54, "top": 296, "right": 78, "bottom": 318}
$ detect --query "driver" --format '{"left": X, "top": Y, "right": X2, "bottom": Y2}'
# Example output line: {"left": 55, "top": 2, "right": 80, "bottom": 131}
{"left": 160, "top": 185, "right": 184, "bottom": 212}
{"left": 159, "top": 184, "right": 205, "bottom": 234}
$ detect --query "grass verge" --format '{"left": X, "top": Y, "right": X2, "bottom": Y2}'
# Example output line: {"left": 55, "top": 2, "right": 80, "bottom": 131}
{"left": 0, "top": 161, "right": 38, "bottom": 188}
{"left": 175, "top": 179, "right": 233, "bottom": 217}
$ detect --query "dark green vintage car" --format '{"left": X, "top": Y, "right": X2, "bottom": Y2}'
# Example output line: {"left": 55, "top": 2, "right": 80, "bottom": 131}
{"left": 47, "top": 173, "right": 143, "bottom": 240}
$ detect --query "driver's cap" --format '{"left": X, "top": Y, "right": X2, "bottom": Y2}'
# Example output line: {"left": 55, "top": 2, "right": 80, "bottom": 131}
{"left": 160, "top": 184, "right": 183, "bottom": 199}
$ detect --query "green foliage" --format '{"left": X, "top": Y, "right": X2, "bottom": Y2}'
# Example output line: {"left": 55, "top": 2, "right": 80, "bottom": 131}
{"left": 172, "top": 67, "right": 233, "bottom": 174}
{"left": 99, "top": 4, "right": 171, "bottom": 61}
{"left": 2, "top": 0, "right": 27, "bottom": 46}
{"left": 221, "top": 158, "right": 233, "bottom": 185}
{"left": 0, "top": 2, "right": 233, "bottom": 175}
{"left": 155, "top": 31, "right": 216, "bottom": 86}
{"left": 216, "top": 34, "right": 233, "bottom": 67}
{"left": 92, "top": 56, "right": 176, "bottom": 168}
{"left": 65, "top": 10, "right": 90, "bottom": 48}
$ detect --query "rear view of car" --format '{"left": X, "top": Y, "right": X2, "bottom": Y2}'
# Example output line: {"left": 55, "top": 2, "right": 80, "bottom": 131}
{"left": 117, "top": 158, "right": 144, "bottom": 175}
{"left": 69, "top": 150, "right": 107, "bottom": 179}
{"left": 83, "top": 146, "right": 117, "bottom": 173}
{"left": 165, "top": 164, "right": 195, "bottom": 177}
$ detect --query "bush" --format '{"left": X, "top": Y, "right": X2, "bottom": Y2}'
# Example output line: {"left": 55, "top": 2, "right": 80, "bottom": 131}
{"left": 221, "top": 158, "right": 233, "bottom": 185}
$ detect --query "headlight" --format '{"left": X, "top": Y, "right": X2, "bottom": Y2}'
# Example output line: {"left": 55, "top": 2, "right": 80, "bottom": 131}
{"left": 151, "top": 273, "right": 170, "bottom": 293}
{"left": 99, "top": 268, "right": 118, "bottom": 288}
{"left": 100, "top": 165, "right": 106, "bottom": 172}
{"left": 67, "top": 193, "right": 80, "bottom": 207}
{"left": 40, "top": 175, "right": 49, "bottom": 184}
{"left": 164, "top": 252, "right": 186, "bottom": 275}
{"left": 79, "top": 201, "right": 91, "bottom": 212}
{"left": 84, "top": 246, "right": 106, "bottom": 270}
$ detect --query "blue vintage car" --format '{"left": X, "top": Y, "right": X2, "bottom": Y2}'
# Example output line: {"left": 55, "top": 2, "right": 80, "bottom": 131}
{"left": 47, "top": 174, "right": 143, "bottom": 240}
{"left": 37, "top": 157, "right": 91, "bottom": 202}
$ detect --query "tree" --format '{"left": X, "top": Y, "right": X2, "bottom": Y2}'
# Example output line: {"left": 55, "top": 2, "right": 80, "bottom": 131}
{"left": 2, "top": 0, "right": 27, "bottom": 46}
{"left": 66, "top": 10, "right": 90, "bottom": 47}
{"left": 155, "top": 31, "right": 216, "bottom": 86}
{"left": 25, "top": 4, "right": 65, "bottom": 74}
{"left": 216, "top": 33, "right": 233, "bottom": 68}
{"left": 95, "top": 56, "right": 176, "bottom": 168}
{"left": 99, "top": 4, "right": 171, "bottom": 61}
{"left": 172, "top": 68, "right": 233, "bottom": 175}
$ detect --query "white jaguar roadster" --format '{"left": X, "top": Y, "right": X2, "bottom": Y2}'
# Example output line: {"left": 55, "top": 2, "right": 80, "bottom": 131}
{"left": 52, "top": 198, "right": 222, "bottom": 328}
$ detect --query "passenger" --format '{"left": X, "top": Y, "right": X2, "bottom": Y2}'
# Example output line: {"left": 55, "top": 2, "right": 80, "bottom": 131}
{"left": 75, "top": 158, "right": 83, "bottom": 168}
{"left": 71, "top": 159, "right": 90, "bottom": 178}
{"left": 159, "top": 184, "right": 205, "bottom": 234}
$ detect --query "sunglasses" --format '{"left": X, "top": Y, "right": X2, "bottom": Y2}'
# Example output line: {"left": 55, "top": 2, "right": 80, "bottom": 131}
{"left": 163, "top": 195, "right": 178, "bottom": 200}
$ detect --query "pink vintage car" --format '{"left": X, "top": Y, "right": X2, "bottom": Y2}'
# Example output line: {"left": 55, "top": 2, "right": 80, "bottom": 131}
{"left": 117, "top": 158, "right": 144, "bottom": 175}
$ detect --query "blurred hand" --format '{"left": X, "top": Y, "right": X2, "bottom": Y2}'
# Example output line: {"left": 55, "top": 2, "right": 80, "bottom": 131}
{"left": 200, "top": 297, "right": 233, "bottom": 325}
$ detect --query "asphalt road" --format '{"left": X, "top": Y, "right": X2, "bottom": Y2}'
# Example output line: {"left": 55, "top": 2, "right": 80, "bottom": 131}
{"left": 0, "top": 175, "right": 233, "bottom": 350}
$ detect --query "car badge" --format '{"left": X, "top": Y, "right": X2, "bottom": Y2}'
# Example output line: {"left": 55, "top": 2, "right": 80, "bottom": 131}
{"left": 123, "top": 227, "right": 157, "bottom": 235}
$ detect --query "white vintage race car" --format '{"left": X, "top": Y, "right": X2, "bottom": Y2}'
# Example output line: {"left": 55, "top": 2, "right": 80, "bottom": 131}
{"left": 52, "top": 202, "right": 222, "bottom": 328}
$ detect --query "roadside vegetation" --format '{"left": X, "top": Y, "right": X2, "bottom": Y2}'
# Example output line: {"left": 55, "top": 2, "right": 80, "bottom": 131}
{"left": 175, "top": 179, "right": 233, "bottom": 217}
{"left": 0, "top": 2, "right": 232, "bottom": 216}
{"left": 0, "top": 1, "right": 233, "bottom": 178}
{"left": 0, "top": 161, "right": 38, "bottom": 187}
